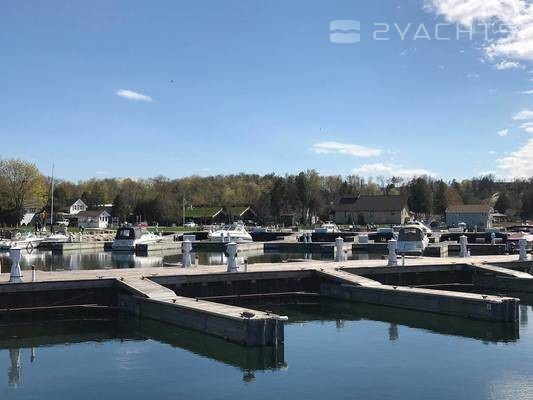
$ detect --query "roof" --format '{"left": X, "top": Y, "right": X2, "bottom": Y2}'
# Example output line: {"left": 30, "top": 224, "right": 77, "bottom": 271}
{"left": 66, "top": 198, "right": 87, "bottom": 206}
{"left": 335, "top": 195, "right": 408, "bottom": 212}
{"left": 77, "top": 210, "right": 111, "bottom": 218}
{"left": 446, "top": 204, "right": 492, "bottom": 213}
{"left": 228, "top": 206, "right": 255, "bottom": 217}
{"left": 184, "top": 207, "right": 223, "bottom": 218}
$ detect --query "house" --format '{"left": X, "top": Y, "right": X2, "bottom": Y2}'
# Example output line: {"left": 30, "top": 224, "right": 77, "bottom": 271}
{"left": 184, "top": 206, "right": 226, "bottom": 225}
{"left": 333, "top": 195, "right": 410, "bottom": 225}
{"left": 445, "top": 204, "right": 493, "bottom": 230}
{"left": 77, "top": 210, "right": 111, "bottom": 229}
{"left": 63, "top": 198, "right": 88, "bottom": 215}
{"left": 20, "top": 201, "right": 45, "bottom": 226}
{"left": 227, "top": 206, "right": 258, "bottom": 223}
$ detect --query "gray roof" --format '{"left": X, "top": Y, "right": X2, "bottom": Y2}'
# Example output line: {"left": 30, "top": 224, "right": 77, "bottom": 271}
{"left": 335, "top": 195, "right": 408, "bottom": 212}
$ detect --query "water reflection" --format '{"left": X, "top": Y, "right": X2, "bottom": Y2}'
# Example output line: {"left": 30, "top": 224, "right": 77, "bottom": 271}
{"left": 0, "top": 249, "right": 381, "bottom": 272}
{"left": 265, "top": 300, "right": 520, "bottom": 344}
{"left": 0, "top": 315, "right": 286, "bottom": 389}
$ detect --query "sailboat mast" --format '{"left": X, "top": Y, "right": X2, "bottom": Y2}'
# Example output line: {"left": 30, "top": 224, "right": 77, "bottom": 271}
{"left": 50, "top": 164, "right": 55, "bottom": 227}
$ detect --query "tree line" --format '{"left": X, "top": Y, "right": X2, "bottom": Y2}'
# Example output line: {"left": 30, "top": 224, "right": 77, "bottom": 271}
{"left": 1, "top": 158, "right": 533, "bottom": 226}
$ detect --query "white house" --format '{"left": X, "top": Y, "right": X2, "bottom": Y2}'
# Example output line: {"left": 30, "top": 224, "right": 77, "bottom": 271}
{"left": 66, "top": 199, "right": 88, "bottom": 215}
{"left": 77, "top": 210, "right": 111, "bottom": 229}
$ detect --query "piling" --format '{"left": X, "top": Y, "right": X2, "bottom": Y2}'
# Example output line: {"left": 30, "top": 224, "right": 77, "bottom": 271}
{"left": 227, "top": 242, "right": 239, "bottom": 272}
{"left": 9, "top": 248, "right": 23, "bottom": 283}
{"left": 387, "top": 239, "right": 398, "bottom": 267}
{"left": 182, "top": 240, "right": 193, "bottom": 267}
{"left": 335, "top": 237, "right": 344, "bottom": 262}
{"left": 459, "top": 235, "right": 468, "bottom": 258}
{"left": 519, "top": 238, "right": 528, "bottom": 262}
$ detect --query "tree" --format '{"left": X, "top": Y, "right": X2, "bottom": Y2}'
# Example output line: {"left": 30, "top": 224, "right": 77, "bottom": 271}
{"left": 520, "top": 188, "right": 533, "bottom": 220}
{"left": 433, "top": 180, "right": 448, "bottom": 215}
{"left": 112, "top": 193, "right": 130, "bottom": 223}
{"left": 495, "top": 191, "right": 510, "bottom": 214}
{"left": 0, "top": 159, "right": 46, "bottom": 225}
{"left": 408, "top": 177, "right": 433, "bottom": 215}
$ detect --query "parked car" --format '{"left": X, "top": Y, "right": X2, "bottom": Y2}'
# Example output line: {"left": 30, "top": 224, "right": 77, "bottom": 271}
{"left": 184, "top": 221, "right": 197, "bottom": 228}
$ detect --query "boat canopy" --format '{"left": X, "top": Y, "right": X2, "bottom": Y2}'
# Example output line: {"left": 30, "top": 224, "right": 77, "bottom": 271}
{"left": 115, "top": 227, "right": 143, "bottom": 240}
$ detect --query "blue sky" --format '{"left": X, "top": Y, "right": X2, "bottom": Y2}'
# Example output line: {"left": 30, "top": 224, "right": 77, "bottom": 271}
{"left": 1, "top": 0, "right": 532, "bottom": 181}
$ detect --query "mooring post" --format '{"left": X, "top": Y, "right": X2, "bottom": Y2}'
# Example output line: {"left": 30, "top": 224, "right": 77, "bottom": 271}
{"left": 491, "top": 232, "right": 496, "bottom": 245}
{"left": 302, "top": 233, "right": 307, "bottom": 243}
{"left": 307, "top": 232, "right": 312, "bottom": 243}
{"left": 459, "top": 235, "right": 468, "bottom": 258}
{"left": 387, "top": 239, "right": 398, "bottom": 266}
{"left": 182, "top": 240, "right": 193, "bottom": 267}
{"left": 401, "top": 253, "right": 405, "bottom": 266}
{"left": 31, "top": 265, "right": 36, "bottom": 282}
{"left": 244, "top": 259, "right": 248, "bottom": 272}
{"left": 227, "top": 242, "right": 239, "bottom": 272}
{"left": 518, "top": 238, "right": 528, "bottom": 262}
{"left": 9, "top": 247, "right": 23, "bottom": 283}
{"left": 335, "top": 237, "right": 344, "bottom": 262}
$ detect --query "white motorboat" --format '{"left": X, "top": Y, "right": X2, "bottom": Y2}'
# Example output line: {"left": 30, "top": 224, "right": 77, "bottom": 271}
{"left": 208, "top": 222, "right": 253, "bottom": 243}
{"left": 41, "top": 232, "right": 70, "bottom": 244}
{"left": 112, "top": 226, "right": 162, "bottom": 250}
{"left": 314, "top": 222, "right": 340, "bottom": 233}
{"left": 396, "top": 225, "right": 429, "bottom": 255}
{"left": 0, "top": 231, "right": 44, "bottom": 251}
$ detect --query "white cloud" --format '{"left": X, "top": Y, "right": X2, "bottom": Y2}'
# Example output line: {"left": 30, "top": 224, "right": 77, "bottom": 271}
{"left": 352, "top": 163, "right": 437, "bottom": 178}
{"left": 521, "top": 122, "right": 533, "bottom": 133}
{"left": 522, "top": 89, "right": 533, "bottom": 94}
{"left": 497, "top": 128, "right": 509, "bottom": 136}
{"left": 116, "top": 89, "right": 153, "bottom": 102}
{"left": 497, "top": 139, "right": 533, "bottom": 178}
{"left": 427, "top": 0, "right": 533, "bottom": 62}
{"left": 488, "top": 150, "right": 497, "bottom": 154}
{"left": 494, "top": 60, "right": 523, "bottom": 70}
{"left": 312, "top": 141, "right": 383, "bottom": 157}
{"left": 513, "top": 109, "right": 533, "bottom": 120}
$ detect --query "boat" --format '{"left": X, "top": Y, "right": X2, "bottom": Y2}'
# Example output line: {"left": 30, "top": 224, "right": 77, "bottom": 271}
{"left": 111, "top": 226, "right": 163, "bottom": 250}
{"left": 396, "top": 225, "right": 429, "bottom": 255}
{"left": 506, "top": 231, "right": 533, "bottom": 253}
{"left": 0, "top": 230, "right": 44, "bottom": 251}
{"left": 40, "top": 232, "right": 70, "bottom": 244}
{"left": 409, "top": 220, "right": 433, "bottom": 236}
{"left": 207, "top": 222, "right": 253, "bottom": 243}
{"left": 314, "top": 222, "right": 340, "bottom": 233}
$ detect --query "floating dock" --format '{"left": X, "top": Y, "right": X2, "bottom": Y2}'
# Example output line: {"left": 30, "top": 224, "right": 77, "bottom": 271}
{"left": 0, "top": 255, "right": 530, "bottom": 346}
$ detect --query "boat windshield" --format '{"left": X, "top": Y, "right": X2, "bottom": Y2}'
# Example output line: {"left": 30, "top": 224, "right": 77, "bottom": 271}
{"left": 115, "top": 227, "right": 139, "bottom": 240}
{"left": 398, "top": 228, "right": 423, "bottom": 241}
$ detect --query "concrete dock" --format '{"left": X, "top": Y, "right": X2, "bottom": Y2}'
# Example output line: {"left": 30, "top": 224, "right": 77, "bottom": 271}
{"left": 0, "top": 254, "right": 530, "bottom": 346}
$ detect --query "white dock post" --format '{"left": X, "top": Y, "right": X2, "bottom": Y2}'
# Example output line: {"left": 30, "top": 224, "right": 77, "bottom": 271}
{"left": 519, "top": 238, "right": 528, "bottom": 262}
{"left": 244, "top": 259, "right": 248, "bottom": 272}
{"left": 459, "top": 235, "right": 468, "bottom": 258}
{"left": 387, "top": 239, "right": 398, "bottom": 266}
{"left": 302, "top": 233, "right": 308, "bottom": 243}
{"left": 227, "top": 242, "right": 239, "bottom": 273}
{"left": 491, "top": 232, "right": 496, "bottom": 245}
{"left": 31, "top": 265, "right": 36, "bottom": 282}
{"left": 9, "top": 248, "right": 23, "bottom": 283}
{"left": 182, "top": 240, "right": 193, "bottom": 267}
{"left": 335, "top": 237, "right": 344, "bottom": 262}
{"left": 307, "top": 232, "right": 313, "bottom": 243}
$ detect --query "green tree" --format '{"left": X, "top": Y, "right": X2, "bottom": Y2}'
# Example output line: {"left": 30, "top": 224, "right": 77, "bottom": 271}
{"left": 408, "top": 177, "right": 433, "bottom": 215}
{"left": 433, "top": 180, "right": 448, "bottom": 215}
{"left": 0, "top": 159, "right": 46, "bottom": 225}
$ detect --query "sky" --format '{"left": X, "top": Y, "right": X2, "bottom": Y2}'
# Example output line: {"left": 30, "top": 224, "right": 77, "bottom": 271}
{"left": 0, "top": 0, "right": 532, "bottom": 182}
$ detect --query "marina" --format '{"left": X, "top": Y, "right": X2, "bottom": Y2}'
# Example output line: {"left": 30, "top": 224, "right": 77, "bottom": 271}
{"left": 1, "top": 251, "right": 532, "bottom": 348}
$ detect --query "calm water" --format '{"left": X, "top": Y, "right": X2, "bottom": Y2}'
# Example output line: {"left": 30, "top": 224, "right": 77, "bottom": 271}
{"left": 1, "top": 300, "right": 533, "bottom": 400}
{"left": 0, "top": 250, "right": 382, "bottom": 272}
